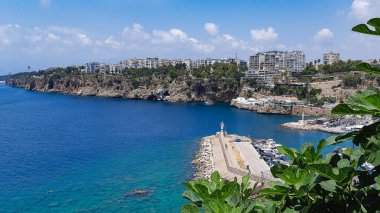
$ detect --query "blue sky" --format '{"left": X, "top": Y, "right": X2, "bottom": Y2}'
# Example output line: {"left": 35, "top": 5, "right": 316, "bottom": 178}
{"left": 0, "top": 0, "right": 379, "bottom": 74}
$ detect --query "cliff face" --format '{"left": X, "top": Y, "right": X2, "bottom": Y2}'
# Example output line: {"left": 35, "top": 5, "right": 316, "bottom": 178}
{"left": 6, "top": 74, "right": 240, "bottom": 103}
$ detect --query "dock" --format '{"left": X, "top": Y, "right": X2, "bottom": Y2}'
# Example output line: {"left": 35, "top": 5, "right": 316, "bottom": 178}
{"left": 193, "top": 130, "right": 276, "bottom": 186}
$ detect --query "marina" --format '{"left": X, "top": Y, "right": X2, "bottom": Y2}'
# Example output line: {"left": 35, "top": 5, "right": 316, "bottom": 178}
{"left": 282, "top": 115, "right": 377, "bottom": 134}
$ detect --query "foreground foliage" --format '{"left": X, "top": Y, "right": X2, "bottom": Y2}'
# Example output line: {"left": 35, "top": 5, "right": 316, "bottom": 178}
{"left": 181, "top": 18, "right": 380, "bottom": 212}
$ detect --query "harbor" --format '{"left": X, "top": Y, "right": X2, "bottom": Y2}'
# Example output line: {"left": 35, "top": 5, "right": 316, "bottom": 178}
{"left": 282, "top": 115, "right": 376, "bottom": 134}
{"left": 192, "top": 122, "right": 285, "bottom": 185}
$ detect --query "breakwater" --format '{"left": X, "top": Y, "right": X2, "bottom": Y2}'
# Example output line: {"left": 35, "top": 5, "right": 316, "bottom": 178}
{"left": 192, "top": 132, "right": 276, "bottom": 186}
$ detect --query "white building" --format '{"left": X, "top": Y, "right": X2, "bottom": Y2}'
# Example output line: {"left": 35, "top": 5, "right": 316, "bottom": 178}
{"left": 110, "top": 64, "right": 122, "bottom": 74}
{"left": 245, "top": 50, "right": 305, "bottom": 83}
{"left": 323, "top": 52, "right": 340, "bottom": 65}
{"left": 85, "top": 62, "right": 100, "bottom": 73}
{"left": 143, "top": 58, "right": 159, "bottom": 69}
{"left": 99, "top": 63, "right": 110, "bottom": 73}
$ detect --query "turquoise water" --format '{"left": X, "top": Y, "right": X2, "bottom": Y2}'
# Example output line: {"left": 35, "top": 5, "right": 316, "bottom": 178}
{"left": 0, "top": 83, "right": 337, "bottom": 212}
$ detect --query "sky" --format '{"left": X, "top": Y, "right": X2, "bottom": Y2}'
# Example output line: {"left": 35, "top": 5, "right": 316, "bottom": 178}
{"left": 0, "top": 0, "right": 379, "bottom": 74}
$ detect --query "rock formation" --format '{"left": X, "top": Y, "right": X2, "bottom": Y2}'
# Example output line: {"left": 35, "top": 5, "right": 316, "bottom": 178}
{"left": 6, "top": 74, "right": 240, "bottom": 103}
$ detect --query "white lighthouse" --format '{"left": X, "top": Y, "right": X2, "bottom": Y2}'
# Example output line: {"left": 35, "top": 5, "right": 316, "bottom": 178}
{"left": 220, "top": 121, "right": 225, "bottom": 136}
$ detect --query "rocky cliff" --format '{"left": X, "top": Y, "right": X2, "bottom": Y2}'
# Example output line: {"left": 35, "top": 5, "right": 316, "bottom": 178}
{"left": 6, "top": 74, "right": 240, "bottom": 103}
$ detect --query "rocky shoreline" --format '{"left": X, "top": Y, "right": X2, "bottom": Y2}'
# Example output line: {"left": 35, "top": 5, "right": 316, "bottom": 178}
{"left": 191, "top": 137, "right": 214, "bottom": 179}
{"left": 5, "top": 75, "right": 239, "bottom": 103}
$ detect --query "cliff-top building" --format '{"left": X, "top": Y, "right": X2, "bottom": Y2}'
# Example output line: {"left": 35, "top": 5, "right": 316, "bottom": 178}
{"left": 323, "top": 52, "right": 340, "bottom": 65}
{"left": 245, "top": 50, "right": 305, "bottom": 84}
{"left": 85, "top": 62, "right": 100, "bottom": 73}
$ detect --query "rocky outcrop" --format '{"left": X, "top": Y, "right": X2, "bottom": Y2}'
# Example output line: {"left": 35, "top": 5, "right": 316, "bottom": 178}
{"left": 256, "top": 104, "right": 292, "bottom": 114}
{"left": 6, "top": 74, "right": 240, "bottom": 103}
{"left": 192, "top": 137, "right": 213, "bottom": 179}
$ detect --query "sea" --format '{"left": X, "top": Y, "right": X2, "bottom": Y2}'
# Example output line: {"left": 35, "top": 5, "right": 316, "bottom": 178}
{"left": 0, "top": 82, "right": 343, "bottom": 212}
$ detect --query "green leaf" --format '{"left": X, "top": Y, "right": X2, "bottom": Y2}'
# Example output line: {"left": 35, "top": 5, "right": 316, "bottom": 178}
{"left": 331, "top": 103, "right": 373, "bottom": 116}
{"left": 332, "top": 90, "right": 380, "bottom": 116}
{"left": 374, "top": 176, "right": 380, "bottom": 190}
{"left": 301, "top": 142, "right": 321, "bottom": 163}
{"left": 182, "top": 190, "right": 202, "bottom": 203}
{"left": 317, "top": 132, "right": 357, "bottom": 153}
{"left": 271, "top": 163, "right": 289, "bottom": 178}
{"left": 283, "top": 208, "right": 300, "bottom": 213}
{"left": 352, "top": 18, "right": 380, "bottom": 36}
{"left": 364, "top": 94, "right": 380, "bottom": 110}
{"left": 352, "top": 121, "right": 380, "bottom": 147}
{"left": 319, "top": 180, "right": 337, "bottom": 192}
{"left": 365, "top": 150, "right": 380, "bottom": 167}
{"left": 307, "top": 163, "right": 354, "bottom": 183}
{"left": 337, "top": 159, "right": 350, "bottom": 168}
{"left": 203, "top": 198, "right": 232, "bottom": 213}
{"left": 220, "top": 182, "right": 238, "bottom": 200}
{"left": 211, "top": 171, "right": 221, "bottom": 188}
{"left": 276, "top": 166, "right": 309, "bottom": 185}
{"left": 192, "top": 184, "right": 210, "bottom": 200}
{"left": 277, "top": 146, "right": 301, "bottom": 160}
{"left": 181, "top": 204, "right": 200, "bottom": 213}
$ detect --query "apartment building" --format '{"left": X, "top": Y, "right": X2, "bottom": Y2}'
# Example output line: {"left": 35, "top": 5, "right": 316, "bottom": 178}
{"left": 323, "top": 52, "right": 340, "bottom": 65}
{"left": 245, "top": 50, "right": 305, "bottom": 83}
{"left": 85, "top": 62, "right": 100, "bottom": 73}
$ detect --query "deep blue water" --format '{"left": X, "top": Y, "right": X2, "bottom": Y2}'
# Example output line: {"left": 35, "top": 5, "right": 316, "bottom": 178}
{"left": 0, "top": 83, "right": 339, "bottom": 212}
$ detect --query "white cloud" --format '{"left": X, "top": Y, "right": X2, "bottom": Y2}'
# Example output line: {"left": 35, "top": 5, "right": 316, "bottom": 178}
{"left": 349, "top": 0, "right": 380, "bottom": 20}
{"left": 152, "top": 28, "right": 214, "bottom": 52}
{"left": 152, "top": 28, "right": 188, "bottom": 44}
{"left": 204, "top": 23, "right": 219, "bottom": 36}
{"left": 250, "top": 27, "right": 278, "bottom": 41}
{"left": 122, "top": 23, "right": 150, "bottom": 40}
{"left": 314, "top": 28, "right": 334, "bottom": 41}
{"left": 40, "top": 0, "right": 51, "bottom": 8}
{"left": 47, "top": 33, "right": 61, "bottom": 42}
{"left": 78, "top": 34, "right": 92, "bottom": 46}
{"left": 0, "top": 24, "right": 22, "bottom": 45}
{"left": 104, "top": 36, "right": 124, "bottom": 49}
{"left": 48, "top": 26, "right": 93, "bottom": 46}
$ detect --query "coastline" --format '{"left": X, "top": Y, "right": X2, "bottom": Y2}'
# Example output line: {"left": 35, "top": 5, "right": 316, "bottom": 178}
{"left": 281, "top": 121, "right": 344, "bottom": 134}
{"left": 5, "top": 76, "right": 239, "bottom": 103}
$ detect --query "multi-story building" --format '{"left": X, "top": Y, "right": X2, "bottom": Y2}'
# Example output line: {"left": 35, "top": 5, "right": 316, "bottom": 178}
{"left": 158, "top": 58, "right": 172, "bottom": 67}
{"left": 284, "top": 51, "right": 305, "bottom": 73}
{"left": 245, "top": 50, "right": 305, "bottom": 83}
{"left": 323, "top": 52, "right": 340, "bottom": 65}
{"left": 109, "top": 64, "right": 122, "bottom": 74}
{"left": 93, "top": 57, "right": 248, "bottom": 73}
{"left": 85, "top": 62, "right": 100, "bottom": 73}
{"left": 99, "top": 63, "right": 110, "bottom": 73}
{"left": 143, "top": 58, "right": 159, "bottom": 69}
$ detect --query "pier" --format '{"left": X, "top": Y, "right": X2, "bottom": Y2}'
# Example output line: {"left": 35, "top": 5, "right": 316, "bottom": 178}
{"left": 193, "top": 126, "right": 277, "bottom": 186}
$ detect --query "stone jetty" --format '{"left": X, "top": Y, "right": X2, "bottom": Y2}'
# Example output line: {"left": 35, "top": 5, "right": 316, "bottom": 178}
{"left": 192, "top": 129, "right": 276, "bottom": 186}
